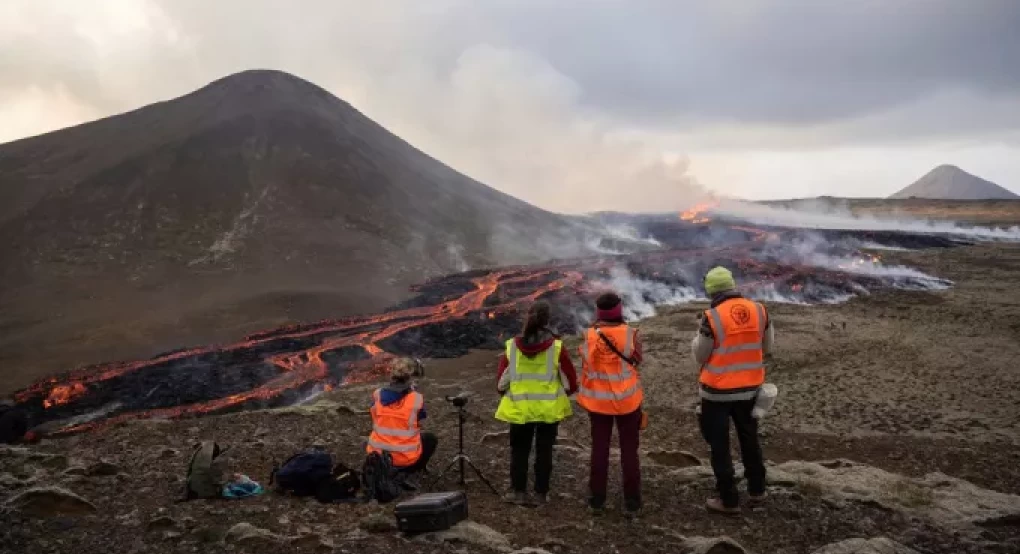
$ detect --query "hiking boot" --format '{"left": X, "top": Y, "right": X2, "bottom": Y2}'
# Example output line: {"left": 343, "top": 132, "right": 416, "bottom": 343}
{"left": 533, "top": 492, "right": 549, "bottom": 505}
{"left": 624, "top": 497, "right": 642, "bottom": 519}
{"left": 503, "top": 491, "right": 529, "bottom": 506}
{"left": 748, "top": 491, "right": 768, "bottom": 505}
{"left": 705, "top": 497, "right": 741, "bottom": 515}
{"left": 588, "top": 495, "right": 606, "bottom": 516}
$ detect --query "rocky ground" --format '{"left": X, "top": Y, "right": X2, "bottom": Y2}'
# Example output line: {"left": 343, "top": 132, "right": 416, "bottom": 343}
{"left": 4, "top": 232, "right": 1020, "bottom": 553}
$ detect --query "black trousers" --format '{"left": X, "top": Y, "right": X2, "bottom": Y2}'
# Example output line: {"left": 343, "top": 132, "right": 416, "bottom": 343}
{"left": 399, "top": 432, "right": 438, "bottom": 473}
{"left": 509, "top": 422, "right": 559, "bottom": 494}
{"left": 699, "top": 399, "right": 766, "bottom": 508}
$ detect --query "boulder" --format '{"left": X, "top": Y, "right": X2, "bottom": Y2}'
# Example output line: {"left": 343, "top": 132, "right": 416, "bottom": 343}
{"left": 0, "top": 472, "right": 36, "bottom": 489}
{"left": 38, "top": 454, "right": 70, "bottom": 470}
{"left": 147, "top": 515, "right": 178, "bottom": 531}
{"left": 647, "top": 450, "right": 702, "bottom": 468}
{"left": 771, "top": 460, "right": 1020, "bottom": 529}
{"left": 670, "top": 465, "right": 716, "bottom": 485}
{"left": 811, "top": 537, "right": 920, "bottom": 554}
{"left": 4, "top": 486, "right": 97, "bottom": 517}
{"left": 86, "top": 460, "right": 120, "bottom": 476}
{"left": 682, "top": 537, "right": 750, "bottom": 554}
{"left": 480, "top": 430, "right": 510, "bottom": 445}
{"left": 435, "top": 521, "right": 513, "bottom": 552}
{"left": 359, "top": 512, "right": 397, "bottom": 533}
{"left": 62, "top": 466, "right": 88, "bottom": 477}
{"left": 224, "top": 522, "right": 284, "bottom": 545}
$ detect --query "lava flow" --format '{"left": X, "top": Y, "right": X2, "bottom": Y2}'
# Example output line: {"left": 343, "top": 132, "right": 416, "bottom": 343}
{"left": 13, "top": 214, "right": 966, "bottom": 434}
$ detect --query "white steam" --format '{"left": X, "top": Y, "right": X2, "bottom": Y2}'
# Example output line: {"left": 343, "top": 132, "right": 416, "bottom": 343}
{"left": 585, "top": 223, "right": 662, "bottom": 255}
{"left": 716, "top": 199, "right": 1020, "bottom": 241}
{"left": 590, "top": 267, "right": 701, "bottom": 320}
{"left": 445, "top": 244, "right": 471, "bottom": 272}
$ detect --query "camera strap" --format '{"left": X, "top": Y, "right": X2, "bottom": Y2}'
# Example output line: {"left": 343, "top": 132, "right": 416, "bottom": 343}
{"left": 593, "top": 325, "right": 638, "bottom": 367}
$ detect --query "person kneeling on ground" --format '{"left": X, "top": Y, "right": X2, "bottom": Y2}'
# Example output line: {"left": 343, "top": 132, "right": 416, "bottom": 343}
{"left": 692, "top": 266, "right": 772, "bottom": 514}
{"left": 495, "top": 300, "right": 577, "bottom": 506}
{"left": 366, "top": 358, "right": 438, "bottom": 474}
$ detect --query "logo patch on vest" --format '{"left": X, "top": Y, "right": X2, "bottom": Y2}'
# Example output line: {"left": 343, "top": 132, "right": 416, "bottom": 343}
{"left": 729, "top": 304, "right": 752, "bottom": 326}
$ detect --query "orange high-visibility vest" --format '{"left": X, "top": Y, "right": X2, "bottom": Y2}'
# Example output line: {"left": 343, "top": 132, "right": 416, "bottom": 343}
{"left": 700, "top": 298, "right": 767, "bottom": 400}
{"left": 577, "top": 325, "right": 643, "bottom": 415}
{"left": 366, "top": 388, "right": 423, "bottom": 467}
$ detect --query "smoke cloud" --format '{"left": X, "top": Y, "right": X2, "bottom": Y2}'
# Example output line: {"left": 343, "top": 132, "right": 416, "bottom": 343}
{"left": 714, "top": 199, "right": 1020, "bottom": 241}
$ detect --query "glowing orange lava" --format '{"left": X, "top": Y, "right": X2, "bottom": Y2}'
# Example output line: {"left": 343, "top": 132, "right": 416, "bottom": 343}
{"left": 43, "top": 383, "right": 88, "bottom": 409}
{"left": 680, "top": 201, "right": 718, "bottom": 224}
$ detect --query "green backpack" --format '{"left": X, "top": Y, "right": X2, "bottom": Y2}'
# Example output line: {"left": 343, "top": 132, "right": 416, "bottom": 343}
{"left": 185, "top": 441, "right": 227, "bottom": 499}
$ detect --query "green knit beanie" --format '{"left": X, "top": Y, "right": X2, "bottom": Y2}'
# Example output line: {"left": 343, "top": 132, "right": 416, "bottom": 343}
{"left": 704, "top": 266, "right": 736, "bottom": 295}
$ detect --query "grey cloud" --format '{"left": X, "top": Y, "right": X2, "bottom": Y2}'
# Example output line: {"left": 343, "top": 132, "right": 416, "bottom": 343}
{"left": 477, "top": 0, "right": 1020, "bottom": 128}
{"left": 1, "top": 0, "right": 1018, "bottom": 209}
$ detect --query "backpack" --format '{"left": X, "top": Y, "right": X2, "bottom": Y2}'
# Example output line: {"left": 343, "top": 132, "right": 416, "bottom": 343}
{"left": 315, "top": 462, "right": 362, "bottom": 503}
{"left": 185, "top": 441, "right": 227, "bottom": 500}
{"left": 361, "top": 451, "right": 402, "bottom": 503}
{"left": 271, "top": 448, "right": 334, "bottom": 497}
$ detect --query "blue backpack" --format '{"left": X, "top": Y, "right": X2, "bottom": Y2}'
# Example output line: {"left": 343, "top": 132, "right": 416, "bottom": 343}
{"left": 271, "top": 448, "right": 333, "bottom": 497}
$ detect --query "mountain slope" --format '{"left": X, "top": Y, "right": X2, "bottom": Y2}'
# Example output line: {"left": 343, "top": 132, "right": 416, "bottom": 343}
{"left": 890, "top": 164, "right": 1019, "bottom": 200}
{"left": 0, "top": 69, "right": 590, "bottom": 387}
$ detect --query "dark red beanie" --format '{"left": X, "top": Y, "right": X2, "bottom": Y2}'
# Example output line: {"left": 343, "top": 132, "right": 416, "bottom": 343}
{"left": 595, "top": 292, "right": 623, "bottom": 321}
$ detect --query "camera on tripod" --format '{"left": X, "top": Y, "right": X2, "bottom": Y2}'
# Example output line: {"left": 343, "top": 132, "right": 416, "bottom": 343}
{"left": 444, "top": 392, "right": 470, "bottom": 408}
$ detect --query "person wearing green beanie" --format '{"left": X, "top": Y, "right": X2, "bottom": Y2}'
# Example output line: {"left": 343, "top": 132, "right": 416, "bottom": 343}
{"left": 703, "top": 266, "right": 737, "bottom": 296}
{"left": 691, "top": 266, "right": 774, "bottom": 515}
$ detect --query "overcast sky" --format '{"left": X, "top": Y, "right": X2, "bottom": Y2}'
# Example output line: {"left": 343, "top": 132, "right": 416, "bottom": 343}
{"left": 2, "top": 1, "right": 1019, "bottom": 212}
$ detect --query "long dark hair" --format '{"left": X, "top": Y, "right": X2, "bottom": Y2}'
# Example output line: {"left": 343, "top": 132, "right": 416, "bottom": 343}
{"left": 521, "top": 301, "right": 551, "bottom": 342}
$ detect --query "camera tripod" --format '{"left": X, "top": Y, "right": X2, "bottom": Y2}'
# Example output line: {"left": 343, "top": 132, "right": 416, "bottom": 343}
{"left": 428, "top": 401, "right": 499, "bottom": 495}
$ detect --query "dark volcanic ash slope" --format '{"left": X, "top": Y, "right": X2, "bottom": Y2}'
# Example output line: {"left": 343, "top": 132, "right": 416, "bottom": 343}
{"left": 0, "top": 69, "right": 587, "bottom": 389}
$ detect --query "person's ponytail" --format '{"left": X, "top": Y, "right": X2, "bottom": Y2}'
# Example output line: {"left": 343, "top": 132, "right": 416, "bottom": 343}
{"left": 521, "top": 301, "right": 551, "bottom": 342}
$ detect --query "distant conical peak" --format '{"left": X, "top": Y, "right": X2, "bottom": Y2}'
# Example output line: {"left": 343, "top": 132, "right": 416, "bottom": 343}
{"left": 890, "top": 163, "right": 1018, "bottom": 200}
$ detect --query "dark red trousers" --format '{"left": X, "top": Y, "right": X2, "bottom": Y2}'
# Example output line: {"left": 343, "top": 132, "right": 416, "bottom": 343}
{"left": 588, "top": 409, "right": 642, "bottom": 509}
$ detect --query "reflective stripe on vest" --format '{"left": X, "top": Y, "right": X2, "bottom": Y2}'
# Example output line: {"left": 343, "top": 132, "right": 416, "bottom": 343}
{"left": 366, "top": 439, "right": 419, "bottom": 452}
{"left": 699, "top": 384, "right": 760, "bottom": 401}
{"left": 577, "top": 381, "right": 641, "bottom": 401}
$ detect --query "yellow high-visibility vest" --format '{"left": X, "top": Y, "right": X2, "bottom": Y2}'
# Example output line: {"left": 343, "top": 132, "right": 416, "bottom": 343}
{"left": 495, "top": 338, "right": 572, "bottom": 424}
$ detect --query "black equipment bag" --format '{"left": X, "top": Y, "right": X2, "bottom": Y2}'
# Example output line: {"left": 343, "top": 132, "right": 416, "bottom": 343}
{"left": 271, "top": 449, "right": 333, "bottom": 497}
{"left": 394, "top": 491, "right": 468, "bottom": 533}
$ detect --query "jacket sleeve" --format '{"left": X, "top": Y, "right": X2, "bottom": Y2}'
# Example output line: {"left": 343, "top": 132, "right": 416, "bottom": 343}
{"left": 630, "top": 328, "right": 644, "bottom": 367}
{"left": 692, "top": 315, "right": 715, "bottom": 369}
{"left": 762, "top": 317, "right": 775, "bottom": 356}
{"left": 558, "top": 348, "right": 578, "bottom": 395}
{"left": 496, "top": 353, "right": 510, "bottom": 393}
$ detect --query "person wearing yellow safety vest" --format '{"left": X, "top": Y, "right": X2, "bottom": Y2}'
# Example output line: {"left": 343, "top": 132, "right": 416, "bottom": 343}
{"left": 577, "top": 292, "right": 644, "bottom": 517}
{"left": 692, "top": 266, "right": 773, "bottom": 514}
{"left": 366, "top": 358, "right": 438, "bottom": 474}
{"left": 495, "top": 301, "right": 577, "bottom": 506}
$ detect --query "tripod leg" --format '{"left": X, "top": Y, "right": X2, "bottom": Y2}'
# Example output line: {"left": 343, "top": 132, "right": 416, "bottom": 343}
{"left": 428, "top": 455, "right": 463, "bottom": 490}
{"left": 463, "top": 456, "right": 500, "bottom": 495}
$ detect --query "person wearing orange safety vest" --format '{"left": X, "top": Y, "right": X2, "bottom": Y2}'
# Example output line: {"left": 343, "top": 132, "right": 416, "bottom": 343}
{"left": 366, "top": 358, "right": 438, "bottom": 473}
{"left": 577, "top": 292, "right": 644, "bottom": 517}
{"left": 692, "top": 266, "right": 773, "bottom": 514}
